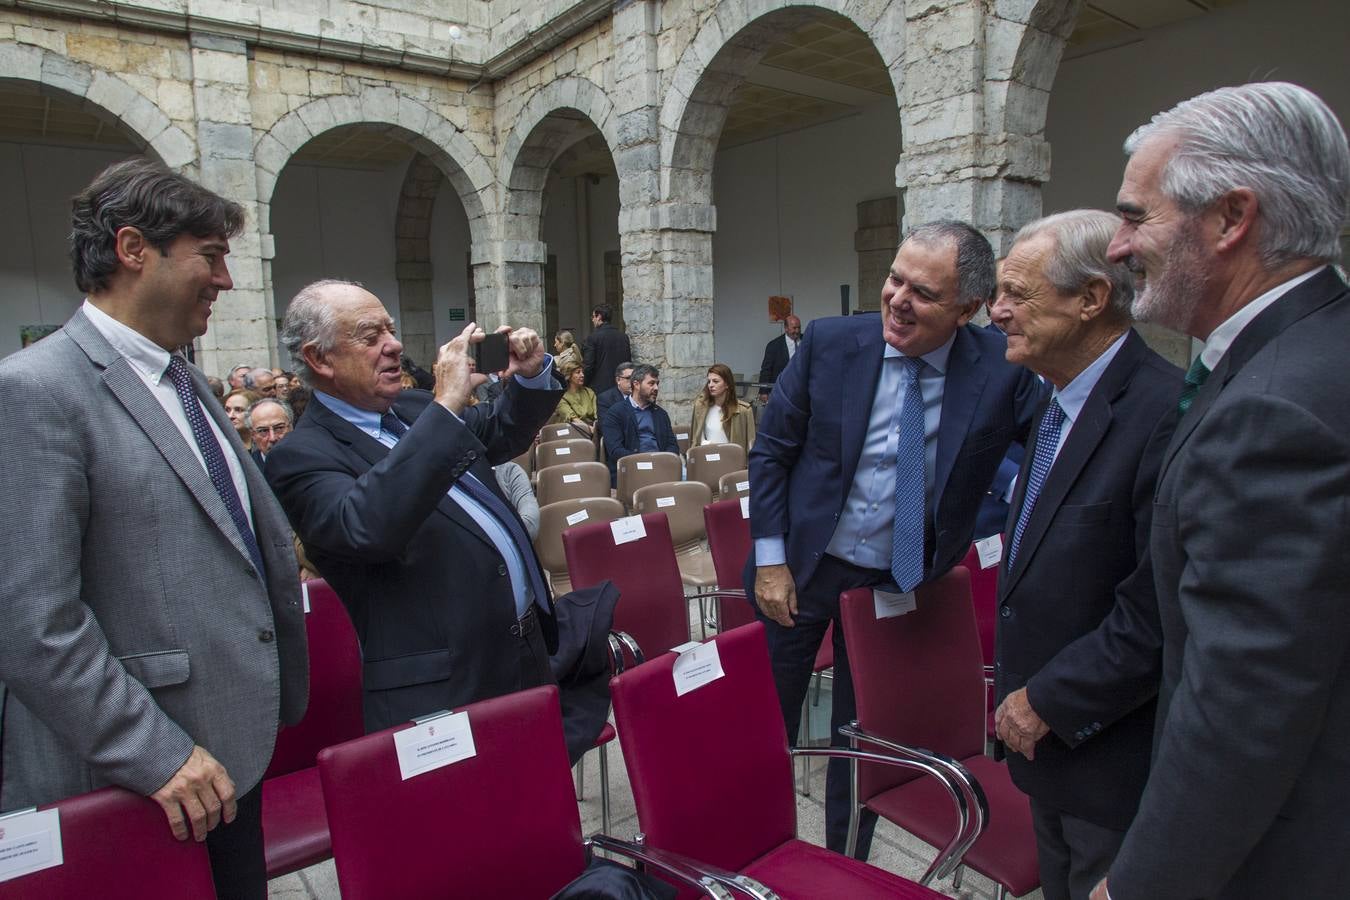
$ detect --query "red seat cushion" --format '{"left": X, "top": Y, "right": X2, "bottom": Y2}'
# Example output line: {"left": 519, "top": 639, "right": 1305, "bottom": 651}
{"left": 865, "top": 754, "right": 1039, "bottom": 897}
{"left": 262, "top": 767, "right": 332, "bottom": 877}
{"left": 745, "top": 839, "right": 948, "bottom": 899}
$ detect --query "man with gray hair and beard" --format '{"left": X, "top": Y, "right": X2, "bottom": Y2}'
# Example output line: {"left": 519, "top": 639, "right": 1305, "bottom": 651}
{"left": 1089, "top": 82, "right": 1350, "bottom": 900}
{"left": 988, "top": 209, "right": 1180, "bottom": 900}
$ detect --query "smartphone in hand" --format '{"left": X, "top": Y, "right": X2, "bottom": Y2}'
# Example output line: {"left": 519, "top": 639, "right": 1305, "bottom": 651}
{"left": 473, "top": 332, "right": 510, "bottom": 373}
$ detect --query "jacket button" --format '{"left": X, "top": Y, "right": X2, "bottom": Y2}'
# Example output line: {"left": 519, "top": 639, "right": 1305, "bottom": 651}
{"left": 1000, "top": 606, "right": 1011, "bottom": 619}
{"left": 497, "top": 563, "right": 507, "bottom": 576}
{"left": 258, "top": 629, "right": 275, "bottom": 643}
{"left": 467, "top": 451, "right": 478, "bottom": 461}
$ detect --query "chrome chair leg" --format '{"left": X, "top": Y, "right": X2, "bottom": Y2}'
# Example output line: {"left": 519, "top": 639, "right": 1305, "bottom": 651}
{"left": 798, "top": 694, "right": 812, "bottom": 797}
{"left": 951, "top": 864, "right": 963, "bottom": 889}
{"left": 995, "top": 885, "right": 1007, "bottom": 900}
{"left": 599, "top": 742, "right": 611, "bottom": 834}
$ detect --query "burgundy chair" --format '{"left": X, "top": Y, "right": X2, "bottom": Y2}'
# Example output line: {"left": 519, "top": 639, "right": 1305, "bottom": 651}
{"left": 838, "top": 569, "right": 1040, "bottom": 898}
{"left": 610, "top": 623, "right": 953, "bottom": 900}
{"left": 318, "top": 685, "right": 732, "bottom": 899}
{"left": 703, "top": 497, "right": 832, "bottom": 794}
{"left": 960, "top": 544, "right": 1001, "bottom": 738}
{"left": 260, "top": 578, "right": 364, "bottom": 878}
{"left": 0, "top": 786, "right": 215, "bottom": 899}
{"left": 565, "top": 512, "right": 722, "bottom": 659}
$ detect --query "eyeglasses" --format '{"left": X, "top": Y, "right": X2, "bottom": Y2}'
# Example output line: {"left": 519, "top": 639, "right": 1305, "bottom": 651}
{"left": 251, "top": 425, "right": 290, "bottom": 437}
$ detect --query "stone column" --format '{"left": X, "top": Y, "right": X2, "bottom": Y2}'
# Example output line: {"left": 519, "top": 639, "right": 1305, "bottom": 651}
{"left": 855, "top": 196, "right": 900, "bottom": 312}
{"left": 395, "top": 154, "right": 443, "bottom": 367}
{"left": 188, "top": 33, "right": 274, "bottom": 377}
{"left": 896, "top": 1, "right": 1050, "bottom": 256}
{"left": 612, "top": 0, "right": 712, "bottom": 426}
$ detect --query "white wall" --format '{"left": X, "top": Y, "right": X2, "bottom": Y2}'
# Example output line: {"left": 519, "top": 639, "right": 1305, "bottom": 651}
{"left": 1043, "top": 0, "right": 1350, "bottom": 218}
{"left": 0, "top": 143, "right": 132, "bottom": 358}
{"left": 269, "top": 161, "right": 409, "bottom": 363}
{"left": 711, "top": 99, "right": 902, "bottom": 382}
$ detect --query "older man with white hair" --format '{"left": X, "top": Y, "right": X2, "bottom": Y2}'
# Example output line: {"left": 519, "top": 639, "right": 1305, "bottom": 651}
{"left": 988, "top": 209, "right": 1180, "bottom": 900}
{"left": 1090, "top": 82, "right": 1350, "bottom": 900}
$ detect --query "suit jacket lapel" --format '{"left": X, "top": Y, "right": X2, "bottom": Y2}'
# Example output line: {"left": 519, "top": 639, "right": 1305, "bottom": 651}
{"left": 934, "top": 326, "right": 987, "bottom": 517}
{"left": 839, "top": 327, "right": 885, "bottom": 492}
{"left": 1001, "top": 330, "right": 1145, "bottom": 593}
{"left": 65, "top": 311, "right": 258, "bottom": 570}
{"left": 1159, "top": 268, "right": 1348, "bottom": 484}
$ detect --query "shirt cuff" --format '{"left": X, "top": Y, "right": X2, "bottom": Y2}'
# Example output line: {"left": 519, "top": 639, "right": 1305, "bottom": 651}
{"left": 513, "top": 353, "right": 557, "bottom": 389}
{"left": 754, "top": 536, "right": 786, "bottom": 567}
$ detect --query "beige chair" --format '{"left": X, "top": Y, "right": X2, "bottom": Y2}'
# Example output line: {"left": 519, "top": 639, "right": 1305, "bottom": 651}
{"left": 633, "top": 481, "right": 718, "bottom": 589}
{"left": 718, "top": 468, "right": 751, "bottom": 500}
{"left": 536, "top": 461, "right": 611, "bottom": 507}
{"left": 686, "top": 442, "right": 747, "bottom": 500}
{"left": 674, "top": 429, "right": 692, "bottom": 459}
{"left": 511, "top": 444, "right": 534, "bottom": 476}
{"left": 615, "top": 451, "right": 681, "bottom": 511}
{"left": 539, "top": 422, "right": 592, "bottom": 443}
{"left": 535, "top": 437, "right": 596, "bottom": 471}
{"left": 533, "top": 497, "right": 626, "bottom": 596}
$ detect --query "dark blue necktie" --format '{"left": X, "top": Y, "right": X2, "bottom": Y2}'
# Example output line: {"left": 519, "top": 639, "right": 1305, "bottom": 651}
{"left": 1007, "top": 398, "right": 1066, "bottom": 567}
{"left": 891, "top": 356, "right": 927, "bottom": 592}
{"left": 165, "top": 355, "right": 266, "bottom": 579}
{"left": 381, "top": 412, "right": 549, "bottom": 615}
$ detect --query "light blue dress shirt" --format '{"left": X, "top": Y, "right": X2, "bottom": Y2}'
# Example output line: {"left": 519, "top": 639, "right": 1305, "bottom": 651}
{"left": 755, "top": 332, "right": 955, "bottom": 571}
{"left": 1040, "top": 330, "right": 1129, "bottom": 466}
{"left": 314, "top": 357, "right": 555, "bottom": 618}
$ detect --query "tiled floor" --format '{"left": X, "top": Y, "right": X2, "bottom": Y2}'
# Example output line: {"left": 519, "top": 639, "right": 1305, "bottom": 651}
{"left": 269, "top": 599, "right": 1042, "bottom": 899}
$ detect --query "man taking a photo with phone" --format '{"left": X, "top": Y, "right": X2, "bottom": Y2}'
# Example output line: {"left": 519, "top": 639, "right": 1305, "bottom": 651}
{"left": 265, "top": 279, "right": 563, "bottom": 731}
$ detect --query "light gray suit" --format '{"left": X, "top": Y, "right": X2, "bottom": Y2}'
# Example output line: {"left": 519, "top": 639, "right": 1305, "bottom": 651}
{"left": 0, "top": 309, "right": 307, "bottom": 811}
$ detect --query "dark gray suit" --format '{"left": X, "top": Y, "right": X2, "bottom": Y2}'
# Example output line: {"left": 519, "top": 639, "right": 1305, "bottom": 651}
{"left": 0, "top": 310, "right": 308, "bottom": 811}
{"left": 1110, "top": 268, "right": 1350, "bottom": 898}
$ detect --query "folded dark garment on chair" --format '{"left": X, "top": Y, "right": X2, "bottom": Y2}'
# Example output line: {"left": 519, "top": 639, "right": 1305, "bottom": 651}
{"left": 549, "top": 579, "right": 621, "bottom": 765}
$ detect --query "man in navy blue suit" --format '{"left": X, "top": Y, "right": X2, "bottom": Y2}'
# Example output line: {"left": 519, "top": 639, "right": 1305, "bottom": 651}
{"left": 748, "top": 220, "right": 1043, "bottom": 859}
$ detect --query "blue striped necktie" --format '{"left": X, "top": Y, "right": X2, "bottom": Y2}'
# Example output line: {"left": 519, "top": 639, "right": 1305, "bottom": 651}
{"left": 1007, "top": 398, "right": 1066, "bottom": 567}
{"left": 165, "top": 355, "right": 266, "bottom": 579}
{"left": 891, "top": 356, "right": 926, "bottom": 592}
{"left": 381, "top": 412, "right": 549, "bottom": 614}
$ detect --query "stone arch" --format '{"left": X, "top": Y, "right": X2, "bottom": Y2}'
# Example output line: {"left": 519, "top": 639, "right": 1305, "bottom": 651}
{"left": 252, "top": 91, "right": 494, "bottom": 249}
{"left": 498, "top": 77, "right": 620, "bottom": 243}
{"left": 394, "top": 153, "right": 447, "bottom": 367}
{"left": 0, "top": 43, "right": 196, "bottom": 169}
{"left": 986, "top": 0, "right": 1083, "bottom": 138}
{"left": 659, "top": 0, "right": 905, "bottom": 206}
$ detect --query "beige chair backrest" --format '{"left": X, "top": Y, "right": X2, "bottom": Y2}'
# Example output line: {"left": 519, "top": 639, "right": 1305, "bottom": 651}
{"left": 512, "top": 444, "right": 534, "bottom": 475}
{"left": 615, "top": 451, "right": 682, "bottom": 511}
{"left": 539, "top": 422, "right": 584, "bottom": 443}
{"left": 675, "top": 429, "right": 691, "bottom": 459}
{"left": 533, "top": 497, "right": 626, "bottom": 590}
{"left": 536, "top": 437, "right": 596, "bottom": 469}
{"left": 633, "top": 481, "right": 712, "bottom": 550}
{"left": 718, "top": 468, "right": 751, "bottom": 500}
{"left": 686, "top": 443, "right": 747, "bottom": 499}
{"left": 536, "top": 461, "right": 611, "bottom": 507}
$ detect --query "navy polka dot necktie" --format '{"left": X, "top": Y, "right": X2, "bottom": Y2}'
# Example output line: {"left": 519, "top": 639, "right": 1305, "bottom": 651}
{"left": 891, "top": 356, "right": 927, "bottom": 592}
{"left": 1007, "top": 398, "right": 1066, "bottom": 568}
{"left": 165, "top": 355, "right": 266, "bottom": 579}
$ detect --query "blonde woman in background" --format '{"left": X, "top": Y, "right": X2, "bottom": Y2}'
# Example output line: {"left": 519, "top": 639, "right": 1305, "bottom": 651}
{"left": 553, "top": 329, "right": 581, "bottom": 372}
{"left": 690, "top": 363, "right": 754, "bottom": 451}
{"left": 550, "top": 360, "right": 598, "bottom": 436}
{"left": 223, "top": 388, "right": 261, "bottom": 450}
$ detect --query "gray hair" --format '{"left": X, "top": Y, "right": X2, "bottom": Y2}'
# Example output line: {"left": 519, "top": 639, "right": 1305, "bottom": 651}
{"left": 280, "top": 279, "right": 360, "bottom": 385}
{"left": 615, "top": 361, "right": 634, "bottom": 377}
{"left": 242, "top": 367, "right": 273, "bottom": 389}
{"left": 243, "top": 397, "right": 293, "bottom": 429}
{"left": 1012, "top": 209, "right": 1135, "bottom": 318}
{"left": 903, "top": 220, "right": 997, "bottom": 309}
{"left": 1125, "top": 82, "right": 1349, "bottom": 267}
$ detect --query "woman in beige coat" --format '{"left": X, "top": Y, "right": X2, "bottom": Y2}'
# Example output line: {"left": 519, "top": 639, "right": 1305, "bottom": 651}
{"left": 690, "top": 362, "right": 755, "bottom": 452}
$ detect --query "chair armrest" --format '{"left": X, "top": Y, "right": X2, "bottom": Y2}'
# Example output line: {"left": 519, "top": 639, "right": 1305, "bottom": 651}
{"left": 586, "top": 833, "right": 774, "bottom": 899}
{"left": 607, "top": 630, "right": 644, "bottom": 670}
{"left": 834, "top": 723, "right": 989, "bottom": 882}
{"left": 683, "top": 587, "right": 748, "bottom": 602}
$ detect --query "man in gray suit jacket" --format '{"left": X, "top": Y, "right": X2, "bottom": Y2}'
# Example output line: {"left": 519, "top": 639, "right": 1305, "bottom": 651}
{"left": 0, "top": 159, "right": 307, "bottom": 899}
{"left": 1091, "top": 83, "right": 1350, "bottom": 899}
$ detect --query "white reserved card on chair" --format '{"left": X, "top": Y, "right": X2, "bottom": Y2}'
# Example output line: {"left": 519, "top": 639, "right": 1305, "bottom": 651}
{"left": 558, "top": 428, "right": 570, "bottom": 436}
{"left": 636, "top": 461, "right": 653, "bottom": 470}
{"left": 555, "top": 447, "right": 571, "bottom": 456}
{"left": 301, "top": 581, "right": 311, "bottom": 614}
{"left": 873, "top": 589, "right": 916, "bottom": 619}
{"left": 975, "top": 534, "right": 1003, "bottom": 569}
{"left": 610, "top": 515, "right": 647, "bottom": 545}
{"left": 740, "top": 495, "right": 750, "bottom": 519}
{"left": 565, "top": 509, "right": 590, "bottom": 526}
{"left": 393, "top": 711, "right": 476, "bottom": 781}
{"left": 562, "top": 473, "right": 582, "bottom": 483}
{"left": 704, "top": 453, "right": 721, "bottom": 461}
{"left": 0, "top": 807, "right": 62, "bottom": 883}
{"left": 672, "top": 642, "right": 725, "bottom": 696}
